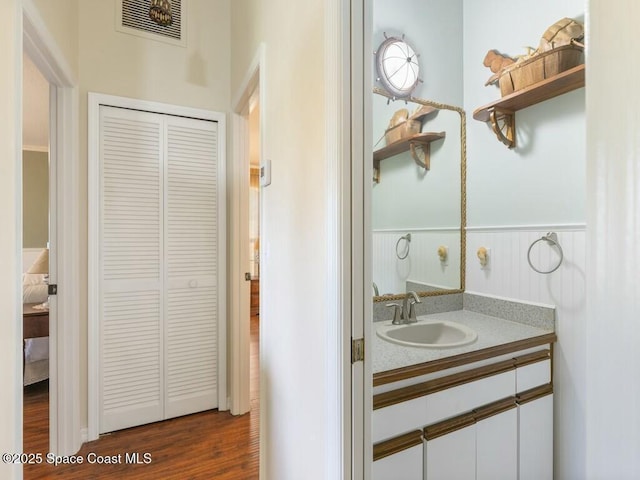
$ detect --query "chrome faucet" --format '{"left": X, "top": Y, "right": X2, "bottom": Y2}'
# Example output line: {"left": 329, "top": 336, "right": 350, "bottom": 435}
{"left": 386, "top": 291, "right": 422, "bottom": 325}
{"left": 403, "top": 291, "right": 421, "bottom": 323}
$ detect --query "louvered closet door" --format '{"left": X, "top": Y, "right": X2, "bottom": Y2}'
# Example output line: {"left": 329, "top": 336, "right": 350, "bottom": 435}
{"left": 99, "top": 106, "right": 165, "bottom": 433}
{"left": 98, "top": 107, "right": 219, "bottom": 433}
{"left": 164, "top": 116, "right": 219, "bottom": 418}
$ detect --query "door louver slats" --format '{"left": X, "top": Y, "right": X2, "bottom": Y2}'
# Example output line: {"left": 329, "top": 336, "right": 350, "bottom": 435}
{"left": 98, "top": 106, "right": 219, "bottom": 433}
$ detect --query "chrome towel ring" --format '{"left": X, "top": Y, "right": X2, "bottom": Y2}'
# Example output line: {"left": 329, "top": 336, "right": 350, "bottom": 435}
{"left": 527, "top": 232, "right": 564, "bottom": 274}
{"left": 396, "top": 233, "right": 412, "bottom": 260}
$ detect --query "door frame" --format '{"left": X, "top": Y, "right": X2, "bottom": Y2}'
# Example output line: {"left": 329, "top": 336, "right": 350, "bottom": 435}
{"left": 327, "top": 0, "right": 370, "bottom": 477}
{"left": 86, "top": 93, "right": 227, "bottom": 440}
{"left": 348, "top": 0, "right": 373, "bottom": 478}
{"left": 229, "top": 44, "right": 265, "bottom": 416}
{"left": 22, "top": 0, "right": 82, "bottom": 456}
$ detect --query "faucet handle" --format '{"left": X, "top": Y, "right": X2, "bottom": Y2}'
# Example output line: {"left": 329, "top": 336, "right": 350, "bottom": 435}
{"left": 386, "top": 303, "right": 403, "bottom": 324}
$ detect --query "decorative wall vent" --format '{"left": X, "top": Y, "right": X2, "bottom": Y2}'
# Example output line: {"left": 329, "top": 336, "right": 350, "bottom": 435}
{"left": 117, "top": 0, "right": 186, "bottom": 47}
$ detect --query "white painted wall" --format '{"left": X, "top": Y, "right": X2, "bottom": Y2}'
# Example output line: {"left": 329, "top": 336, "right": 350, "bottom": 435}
{"left": 22, "top": 54, "right": 49, "bottom": 150}
{"left": 464, "top": 0, "right": 586, "bottom": 227}
{"left": 0, "top": 2, "right": 23, "bottom": 478}
{"left": 462, "top": 1, "right": 587, "bottom": 478}
{"left": 230, "top": 1, "right": 331, "bottom": 478}
{"left": 372, "top": 105, "right": 461, "bottom": 229}
{"left": 586, "top": 1, "right": 640, "bottom": 478}
{"left": 30, "top": 0, "right": 79, "bottom": 76}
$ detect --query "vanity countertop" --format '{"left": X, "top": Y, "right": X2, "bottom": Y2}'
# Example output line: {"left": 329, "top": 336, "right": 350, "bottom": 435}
{"left": 372, "top": 309, "right": 555, "bottom": 380}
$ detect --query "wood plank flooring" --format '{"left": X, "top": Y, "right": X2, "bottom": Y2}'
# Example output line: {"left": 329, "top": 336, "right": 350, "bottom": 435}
{"left": 23, "top": 315, "right": 260, "bottom": 480}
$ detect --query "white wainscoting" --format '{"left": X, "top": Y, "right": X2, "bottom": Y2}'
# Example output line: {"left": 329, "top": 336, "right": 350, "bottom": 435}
{"left": 372, "top": 228, "right": 461, "bottom": 295}
{"left": 466, "top": 225, "right": 586, "bottom": 480}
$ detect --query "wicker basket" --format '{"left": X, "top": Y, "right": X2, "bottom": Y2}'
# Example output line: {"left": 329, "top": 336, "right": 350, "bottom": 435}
{"left": 384, "top": 119, "right": 421, "bottom": 144}
{"left": 384, "top": 105, "right": 435, "bottom": 145}
{"left": 498, "top": 43, "right": 584, "bottom": 96}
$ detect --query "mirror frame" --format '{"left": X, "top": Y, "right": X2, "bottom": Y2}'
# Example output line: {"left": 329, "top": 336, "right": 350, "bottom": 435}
{"left": 372, "top": 87, "right": 467, "bottom": 302}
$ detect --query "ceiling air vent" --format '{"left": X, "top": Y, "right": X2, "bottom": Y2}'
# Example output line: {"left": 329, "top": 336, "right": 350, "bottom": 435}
{"left": 117, "top": 0, "right": 186, "bottom": 47}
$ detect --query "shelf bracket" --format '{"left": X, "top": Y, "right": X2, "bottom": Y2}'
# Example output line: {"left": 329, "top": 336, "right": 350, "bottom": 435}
{"left": 373, "top": 159, "right": 381, "bottom": 183}
{"left": 488, "top": 108, "right": 516, "bottom": 149}
{"left": 409, "top": 142, "right": 431, "bottom": 171}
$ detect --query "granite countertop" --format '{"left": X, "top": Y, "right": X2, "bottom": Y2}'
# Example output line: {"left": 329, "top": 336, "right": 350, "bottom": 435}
{"left": 372, "top": 309, "right": 554, "bottom": 375}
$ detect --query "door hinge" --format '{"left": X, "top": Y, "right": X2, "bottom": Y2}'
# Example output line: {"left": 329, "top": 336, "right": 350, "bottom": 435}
{"left": 351, "top": 338, "right": 365, "bottom": 364}
{"left": 245, "top": 272, "right": 251, "bottom": 281}
{"left": 48, "top": 284, "right": 58, "bottom": 295}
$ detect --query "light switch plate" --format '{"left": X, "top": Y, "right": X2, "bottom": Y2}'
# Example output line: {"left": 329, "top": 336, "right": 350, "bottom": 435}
{"left": 260, "top": 159, "right": 272, "bottom": 187}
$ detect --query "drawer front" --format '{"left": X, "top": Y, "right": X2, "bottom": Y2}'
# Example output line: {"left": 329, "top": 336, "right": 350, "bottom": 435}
{"left": 373, "top": 395, "right": 429, "bottom": 443}
{"left": 372, "top": 369, "right": 516, "bottom": 442}
{"left": 425, "top": 370, "right": 515, "bottom": 425}
{"left": 517, "top": 359, "right": 550, "bottom": 392}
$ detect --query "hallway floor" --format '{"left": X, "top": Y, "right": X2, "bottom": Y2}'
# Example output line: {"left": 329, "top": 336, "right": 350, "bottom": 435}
{"left": 23, "top": 315, "right": 260, "bottom": 479}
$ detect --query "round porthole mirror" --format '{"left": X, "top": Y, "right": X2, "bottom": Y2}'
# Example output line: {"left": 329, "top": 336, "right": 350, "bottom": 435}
{"left": 375, "top": 34, "right": 421, "bottom": 99}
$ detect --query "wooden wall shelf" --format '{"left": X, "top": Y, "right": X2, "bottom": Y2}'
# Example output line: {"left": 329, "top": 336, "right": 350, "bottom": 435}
{"left": 373, "top": 132, "right": 446, "bottom": 183}
{"left": 473, "top": 64, "right": 585, "bottom": 148}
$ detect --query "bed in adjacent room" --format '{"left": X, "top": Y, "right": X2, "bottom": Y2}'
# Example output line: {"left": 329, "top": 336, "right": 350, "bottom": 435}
{"left": 22, "top": 249, "right": 49, "bottom": 386}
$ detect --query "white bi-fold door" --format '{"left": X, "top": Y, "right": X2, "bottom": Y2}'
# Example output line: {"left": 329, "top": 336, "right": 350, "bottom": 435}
{"left": 98, "top": 105, "right": 221, "bottom": 433}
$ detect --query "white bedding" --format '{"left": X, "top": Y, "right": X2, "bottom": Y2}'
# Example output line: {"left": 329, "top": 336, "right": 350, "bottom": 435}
{"left": 23, "top": 338, "right": 50, "bottom": 386}
{"left": 25, "top": 337, "right": 49, "bottom": 362}
{"left": 24, "top": 359, "right": 49, "bottom": 386}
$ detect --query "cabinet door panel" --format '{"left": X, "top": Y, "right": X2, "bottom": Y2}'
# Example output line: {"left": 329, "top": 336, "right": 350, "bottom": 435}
{"left": 477, "top": 409, "right": 518, "bottom": 480}
{"left": 519, "top": 394, "right": 553, "bottom": 480}
{"left": 372, "top": 395, "right": 429, "bottom": 443}
{"left": 425, "top": 425, "right": 475, "bottom": 480}
{"left": 516, "top": 360, "right": 550, "bottom": 392}
{"left": 372, "top": 444, "right": 423, "bottom": 480}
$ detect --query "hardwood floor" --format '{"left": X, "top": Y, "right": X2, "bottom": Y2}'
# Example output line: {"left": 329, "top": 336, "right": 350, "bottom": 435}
{"left": 24, "top": 315, "right": 260, "bottom": 480}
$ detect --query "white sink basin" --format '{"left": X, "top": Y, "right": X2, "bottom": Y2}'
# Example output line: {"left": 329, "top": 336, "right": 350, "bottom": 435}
{"left": 376, "top": 320, "right": 478, "bottom": 348}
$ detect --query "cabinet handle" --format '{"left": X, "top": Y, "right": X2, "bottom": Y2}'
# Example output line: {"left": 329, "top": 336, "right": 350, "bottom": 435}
{"left": 373, "top": 430, "right": 423, "bottom": 462}
{"left": 516, "top": 384, "right": 553, "bottom": 405}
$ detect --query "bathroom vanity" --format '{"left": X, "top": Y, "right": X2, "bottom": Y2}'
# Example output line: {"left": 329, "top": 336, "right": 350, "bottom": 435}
{"left": 372, "top": 306, "right": 555, "bottom": 480}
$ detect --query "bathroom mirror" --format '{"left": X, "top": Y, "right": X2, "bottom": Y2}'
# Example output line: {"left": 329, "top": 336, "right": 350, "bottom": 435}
{"left": 372, "top": 91, "right": 466, "bottom": 300}
{"left": 371, "top": 0, "right": 466, "bottom": 301}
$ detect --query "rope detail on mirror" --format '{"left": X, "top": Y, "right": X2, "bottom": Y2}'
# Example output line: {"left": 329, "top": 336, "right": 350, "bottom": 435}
{"left": 373, "top": 88, "right": 467, "bottom": 300}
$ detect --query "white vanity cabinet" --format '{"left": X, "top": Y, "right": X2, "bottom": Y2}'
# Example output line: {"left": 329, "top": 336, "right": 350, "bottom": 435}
{"left": 423, "top": 398, "right": 518, "bottom": 480}
{"left": 372, "top": 346, "right": 554, "bottom": 480}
